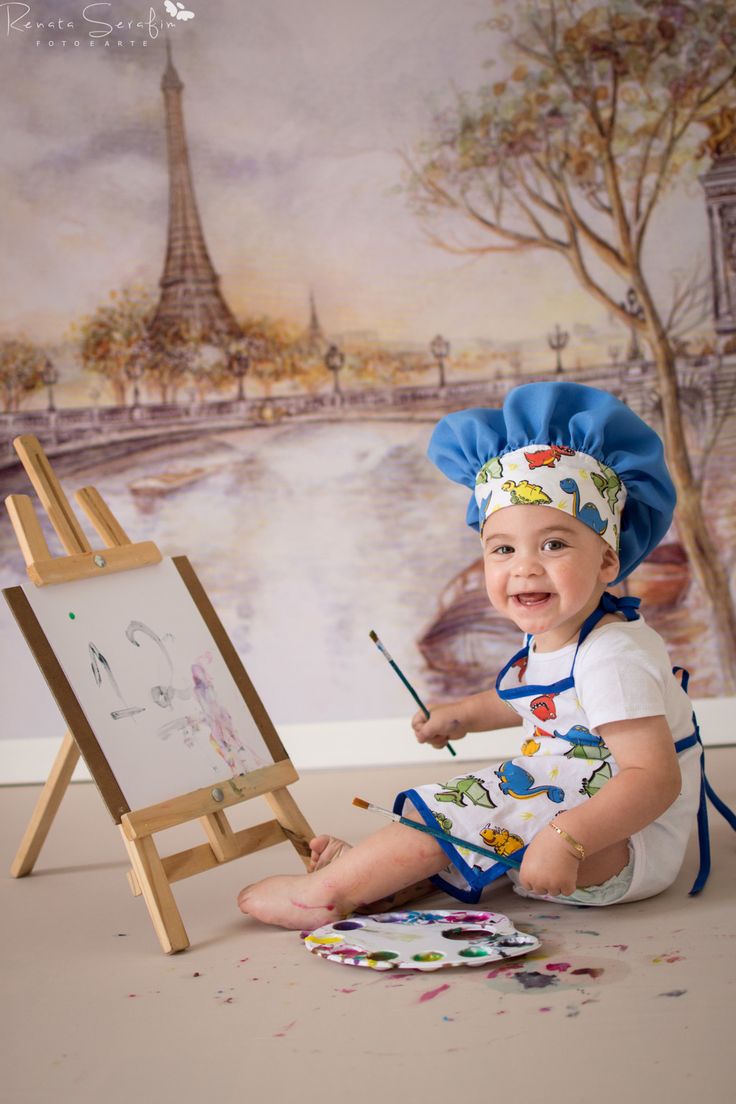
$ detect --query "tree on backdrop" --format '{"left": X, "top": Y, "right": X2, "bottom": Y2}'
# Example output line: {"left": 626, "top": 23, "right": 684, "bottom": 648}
{"left": 78, "top": 286, "right": 153, "bottom": 405}
{"left": 0, "top": 338, "right": 47, "bottom": 413}
{"left": 405, "top": 0, "right": 736, "bottom": 686}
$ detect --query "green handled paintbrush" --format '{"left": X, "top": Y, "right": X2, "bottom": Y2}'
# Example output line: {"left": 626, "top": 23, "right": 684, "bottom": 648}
{"left": 369, "top": 629, "right": 456, "bottom": 757}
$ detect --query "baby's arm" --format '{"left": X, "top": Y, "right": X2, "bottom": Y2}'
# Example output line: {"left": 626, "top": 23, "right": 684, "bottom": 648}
{"left": 519, "top": 715, "right": 682, "bottom": 897}
{"left": 412, "top": 688, "right": 522, "bottom": 750}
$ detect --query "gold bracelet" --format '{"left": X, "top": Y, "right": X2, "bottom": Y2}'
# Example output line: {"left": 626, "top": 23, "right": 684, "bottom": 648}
{"left": 548, "top": 821, "right": 586, "bottom": 861}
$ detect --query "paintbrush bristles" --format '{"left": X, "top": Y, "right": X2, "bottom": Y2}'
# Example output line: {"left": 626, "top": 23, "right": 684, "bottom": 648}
{"left": 352, "top": 797, "right": 370, "bottom": 810}
{"left": 368, "top": 630, "right": 378, "bottom": 643}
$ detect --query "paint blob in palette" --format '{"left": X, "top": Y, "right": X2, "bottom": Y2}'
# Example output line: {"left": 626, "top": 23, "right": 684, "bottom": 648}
{"left": 302, "top": 910, "right": 540, "bottom": 971}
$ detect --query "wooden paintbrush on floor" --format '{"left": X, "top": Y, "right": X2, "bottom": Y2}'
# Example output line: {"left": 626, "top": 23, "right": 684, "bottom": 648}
{"left": 352, "top": 796, "right": 521, "bottom": 869}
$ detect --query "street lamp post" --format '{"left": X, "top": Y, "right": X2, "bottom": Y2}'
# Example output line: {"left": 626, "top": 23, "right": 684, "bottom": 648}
{"left": 619, "top": 287, "right": 645, "bottom": 362}
{"left": 430, "top": 334, "right": 450, "bottom": 388}
{"left": 228, "top": 336, "right": 265, "bottom": 402}
{"left": 548, "top": 324, "right": 569, "bottom": 374}
{"left": 42, "top": 358, "right": 58, "bottom": 412}
{"left": 324, "top": 344, "right": 345, "bottom": 396}
{"left": 125, "top": 360, "right": 144, "bottom": 408}
{"left": 228, "top": 338, "right": 251, "bottom": 401}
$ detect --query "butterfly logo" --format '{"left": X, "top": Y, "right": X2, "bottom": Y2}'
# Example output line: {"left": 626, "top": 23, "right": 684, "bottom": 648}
{"left": 164, "top": 1, "right": 195, "bottom": 20}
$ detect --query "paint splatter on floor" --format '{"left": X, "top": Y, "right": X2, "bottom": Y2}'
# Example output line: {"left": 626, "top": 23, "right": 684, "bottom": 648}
{"left": 546, "top": 962, "right": 571, "bottom": 972}
{"left": 274, "top": 1021, "right": 296, "bottom": 1037}
{"left": 419, "top": 983, "right": 451, "bottom": 1003}
{"left": 658, "top": 990, "right": 687, "bottom": 997}
{"left": 513, "top": 971, "right": 559, "bottom": 990}
{"left": 570, "top": 967, "right": 604, "bottom": 979}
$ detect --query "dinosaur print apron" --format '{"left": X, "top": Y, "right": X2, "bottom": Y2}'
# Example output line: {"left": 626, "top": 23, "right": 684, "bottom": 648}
{"left": 395, "top": 592, "right": 736, "bottom": 904}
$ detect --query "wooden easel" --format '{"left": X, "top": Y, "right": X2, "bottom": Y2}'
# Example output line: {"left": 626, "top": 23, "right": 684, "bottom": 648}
{"left": 4, "top": 435, "right": 314, "bottom": 953}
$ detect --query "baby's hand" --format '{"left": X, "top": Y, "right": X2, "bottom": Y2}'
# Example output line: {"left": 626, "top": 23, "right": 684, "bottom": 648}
{"left": 412, "top": 703, "right": 467, "bottom": 750}
{"left": 518, "top": 825, "right": 581, "bottom": 898}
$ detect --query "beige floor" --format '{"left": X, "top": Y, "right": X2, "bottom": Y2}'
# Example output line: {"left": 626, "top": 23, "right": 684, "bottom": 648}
{"left": 2, "top": 751, "right": 735, "bottom": 1104}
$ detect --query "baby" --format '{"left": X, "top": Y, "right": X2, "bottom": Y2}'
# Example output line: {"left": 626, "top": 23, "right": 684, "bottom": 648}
{"left": 238, "top": 382, "right": 728, "bottom": 929}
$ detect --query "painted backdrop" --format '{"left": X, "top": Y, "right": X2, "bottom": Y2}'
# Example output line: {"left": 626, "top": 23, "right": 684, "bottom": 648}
{"left": 1, "top": 0, "right": 735, "bottom": 732}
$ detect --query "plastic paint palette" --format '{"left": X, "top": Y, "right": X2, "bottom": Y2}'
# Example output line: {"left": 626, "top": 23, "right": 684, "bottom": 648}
{"left": 302, "top": 909, "right": 540, "bottom": 971}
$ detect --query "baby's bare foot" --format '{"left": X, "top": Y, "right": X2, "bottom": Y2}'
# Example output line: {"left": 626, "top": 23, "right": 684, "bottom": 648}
{"left": 238, "top": 874, "right": 347, "bottom": 930}
{"left": 308, "top": 834, "right": 352, "bottom": 872}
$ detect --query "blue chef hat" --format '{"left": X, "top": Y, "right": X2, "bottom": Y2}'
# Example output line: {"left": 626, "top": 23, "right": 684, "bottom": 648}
{"left": 428, "top": 381, "right": 676, "bottom": 583}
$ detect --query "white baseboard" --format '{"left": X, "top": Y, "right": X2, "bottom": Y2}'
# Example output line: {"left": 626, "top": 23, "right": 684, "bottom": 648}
{"left": 0, "top": 698, "right": 732, "bottom": 786}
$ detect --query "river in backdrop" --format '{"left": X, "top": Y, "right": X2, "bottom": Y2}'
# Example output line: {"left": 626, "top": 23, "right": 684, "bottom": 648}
{"left": 1, "top": 415, "right": 731, "bottom": 730}
{"left": 0, "top": 419, "right": 496, "bottom": 727}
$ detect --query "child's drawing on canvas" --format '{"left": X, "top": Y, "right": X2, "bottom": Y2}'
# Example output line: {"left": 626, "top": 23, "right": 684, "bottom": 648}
{"left": 22, "top": 560, "right": 273, "bottom": 810}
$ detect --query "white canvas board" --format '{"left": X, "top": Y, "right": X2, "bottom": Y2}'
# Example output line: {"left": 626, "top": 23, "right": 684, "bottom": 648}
{"left": 21, "top": 559, "right": 273, "bottom": 810}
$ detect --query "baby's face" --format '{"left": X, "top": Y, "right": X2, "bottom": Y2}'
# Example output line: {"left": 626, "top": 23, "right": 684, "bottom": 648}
{"left": 481, "top": 505, "right": 619, "bottom": 651}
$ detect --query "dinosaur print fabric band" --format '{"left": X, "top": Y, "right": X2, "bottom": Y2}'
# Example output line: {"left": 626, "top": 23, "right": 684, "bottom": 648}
{"left": 474, "top": 445, "right": 626, "bottom": 553}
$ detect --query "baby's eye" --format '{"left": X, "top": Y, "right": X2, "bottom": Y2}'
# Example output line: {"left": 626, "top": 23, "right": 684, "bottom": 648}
{"left": 490, "top": 544, "right": 514, "bottom": 555}
{"left": 543, "top": 538, "right": 567, "bottom": 551}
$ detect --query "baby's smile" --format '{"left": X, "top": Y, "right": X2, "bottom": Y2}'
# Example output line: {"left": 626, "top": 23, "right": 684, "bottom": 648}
{"left": 512, "top": 592, "right": 552, "bottom": 608}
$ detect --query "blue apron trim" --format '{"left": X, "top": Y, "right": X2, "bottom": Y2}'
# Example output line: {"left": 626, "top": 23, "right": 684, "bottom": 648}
{"left": 496, "top": 592, "right": 641, "bottom": 700}
{"left": 496, "top": 674, "right": 575, "bottom": 699}
{"left": 393, "top": 787, "right": 525, "bottom": 903}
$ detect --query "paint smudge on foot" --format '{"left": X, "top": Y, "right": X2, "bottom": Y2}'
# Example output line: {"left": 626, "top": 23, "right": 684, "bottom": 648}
{"left": 419, "top": 983, "right": 451, "bottom": 1003}
{"left": 289, "top": 899, "right": 335, "bottom": 912}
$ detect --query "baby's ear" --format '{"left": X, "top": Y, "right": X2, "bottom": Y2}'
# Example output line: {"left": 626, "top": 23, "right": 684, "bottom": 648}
{"left": 600, "top": 544, "right": 620, "bottom": 584}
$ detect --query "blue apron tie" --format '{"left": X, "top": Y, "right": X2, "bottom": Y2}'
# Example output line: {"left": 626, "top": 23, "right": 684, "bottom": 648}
{"left": 673, "top": 667, "right": 736, "bottom": 895}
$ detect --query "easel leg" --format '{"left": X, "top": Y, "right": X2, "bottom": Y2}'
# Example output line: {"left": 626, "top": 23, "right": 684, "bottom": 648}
{"left": 264, "top": 787, "right": 314, "bottom": 868}
{"left": 119, "top": 829, "right": 190, "bottom": 954}
{"left": 11, "top": 730, "right": 80, "bottom": 878}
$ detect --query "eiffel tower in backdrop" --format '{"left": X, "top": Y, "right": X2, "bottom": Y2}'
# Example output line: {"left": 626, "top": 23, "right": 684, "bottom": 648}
{"left": 150, "top": 42, "right": 241, "bottom": 342}
{"left": 302, "top": 289, "right": 327, "bottom": 354}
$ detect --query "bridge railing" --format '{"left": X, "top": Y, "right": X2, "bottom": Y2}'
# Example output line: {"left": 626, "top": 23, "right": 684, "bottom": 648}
{"left": 1, "top": 355, "right": 733, "bottom": 466}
